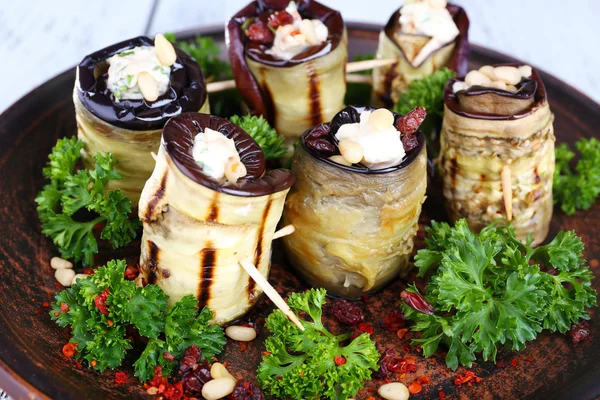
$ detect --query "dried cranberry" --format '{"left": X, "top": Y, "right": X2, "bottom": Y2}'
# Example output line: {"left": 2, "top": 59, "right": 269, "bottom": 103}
{"left": 306, "top": 124, "right": 331, "bottom": 140}
{"left": 268, "top": 10, "right": 294, "bottom": 29}
{"left": 331, "top": 300, "right": 363, "bottom": 325}
{"left": 124, "top": 264, "right": 139, "bottom": 280}
{"left": 94, "top": 287, "right": 110, "bottom": 315}
{"left": 179, "top": 346, "right": 211, "bottom": 395}
{"left": 401, "top": 290, "right": 435, "bottom": 315}
{"left": 382, "top": 310, "right": 406, "bottom": 331}
{"left": 230, "top": 379, "right": 264, "bottom": 400}
{"left": 373, "top": 349, "right": 395, "bottom": 379}
{"left": 396, "top": 106, "right": 427, "bottom": 135}
{"left": 569, "top": 321, "right": 591, "bottom": 343}
{"left": 163, "top": 381, "right": 184, "bottom": 400}
{"left": 246, "top": 22, "right": 274, "bottom": 44}
{"left": 401, "top": 134, "right": 419, "bottom": 152}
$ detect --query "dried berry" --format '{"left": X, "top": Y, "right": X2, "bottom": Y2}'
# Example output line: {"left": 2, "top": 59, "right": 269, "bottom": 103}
{"left": 179, "top": 346, "right": 211, "bottom": 395}
{"left": 308, "top": 138, "right": 337, "bottom": 155}
{"left": 93, "top": 288, "right": 110, "bottom": 315}
{"left": 230, "top": 379, "right": 264, "bottom": 400}
{"left": 246, "top": 22, "right": 274, "bottom": 44}
{"left": 268, "top": 10, "right": 294, "bottom": 29}
{"left": 401, "top": 290, "right": 435, "bottom": 315}
{"left": 569, "top": 321, "right": 591, "bottom": 343}
{"left": 401, "top": 134, "right": 419, "bottom": 152}
{"left": 305, "top": 124, "right": 330, "bottom": 140}
{"left": 382, "top": 310, "right": 406, "bottom": 331}
{"left": 331, "top": 300, "right": 363, "bottom": 325}
{"left": 396, "top": 106, "right": 427, "bottom": 135}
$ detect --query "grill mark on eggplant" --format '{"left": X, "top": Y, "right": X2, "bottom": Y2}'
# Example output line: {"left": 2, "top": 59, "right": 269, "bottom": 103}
{"left": 207, "top": 192, "right": 220, "bottom": 222}
{"left": 379, "top": 61, "right": 399, "bottom": 107}
{"left": 147, "top": 241, "right": 160, "bottom": 284}
{"left": 145, "top": 172, "right": 168, "bottom": 221}
{"left": 198, "top": 245, "right": 216, "bottom": 310}
{"left": 307, "top": 63, "right": 322, "bottom": 126}
{"left": 248, "top": 197, "right": 273, "bottom": 300}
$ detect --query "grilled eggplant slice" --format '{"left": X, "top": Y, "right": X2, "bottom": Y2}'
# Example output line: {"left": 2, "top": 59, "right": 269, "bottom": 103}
{"left": 138, "top": 113, "right": 294, "bottom": 324}
{"left": 282, "top": 106, "right": 427, "bottom": 298}
{"left": 440, "top": 66, "right": 555, "bottom": 245}
{"left": 372, "top": 2, "right": 469, "bottom": 107}
{"left": 227, "top": 0, "right": 347, "bottom": 148}
{"left": 74, "top": 36, "right": 209, "bottom": 205}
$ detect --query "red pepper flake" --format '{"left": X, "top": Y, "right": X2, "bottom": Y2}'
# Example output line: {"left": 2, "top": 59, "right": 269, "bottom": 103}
{"left": 163, "top": 352, "right": 175, "bottom": 362}
{"left": 240, "top": 341, "right": 248, "bottom": 352}
{"left": 400, "top": 290, "right": 435, "bottom": 315}
{"left": 439, "top": 391, "right": 446, "bottom": 399}
{"left": 454, "top": 370, "right": 482, "bottom": 386}
{"left": 62, "top": 343, "right": 78, "bottom": 359}
{"left": 403, "top": 344, "right": 412, "bottom": 353}
{"left": 408, "top": 381, "right": 423, "bottom": 394}
{"left": 525, "top": 357, "right": 534, "bottom": 363}
{"left": 114, "top": 371, "right": 128, "bottom": 384}
{"left": 510, "top": 357, "right": 518, "bottom": 367}
{"left": 42, "top": 302, "right": 50, "bottom": 308}
{"left": 83, "top": 268, "right": 94, "bottom": 275}
{"left": 73, "top": 360, "right": 83, "bottom": 369}
{"left": 53, "top": 311, "right": 60, "bottom": 317}
{"left": 60, "top": 302, "right": 69, "bottom": 313}
{"left": 90, "top": 360, "right": 97, "bottom": 367}
{"left": 366, "top": 397, "right": 377, "bottom": 400}
{"left": 158, "top": 383, "right": 166, "bottom": 394}
{"left": 358, "top": 323, "right": 374, "bottom": 335}
{"left": 382, "top": 309, "right": 407, "bottom": 331}
{"left": 334, "top": 355, "right": 347, "bottom": 366}
{"left": 262, "top": 351, "right": 272, "bottom": 356}
{"left": 417, "top": 376, "right": 431, "bottom": 385}
{"left": 397, "top": 328, "right": 409, "bottom": 339}
{"left": 124, "top": 264, "right": 139, "bottom": 280}
{"left": 94, "top": 288, "right": 110, "bottom": 315}
{"left": 107, "top": 319, "right": 114, "bottom": 327}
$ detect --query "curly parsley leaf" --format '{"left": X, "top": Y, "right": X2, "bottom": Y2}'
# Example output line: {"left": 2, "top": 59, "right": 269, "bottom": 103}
{"left": 553, "top": 138, "right": 600, "bottom": 215}
{"left": 258, "top": 288, "right": 379, "bottom": 400}
{"left": 51, "top": 260, "right": 225, "bottom": 379}
{"left": 165, "top": 33, "right": 231, "bottom": 81}
{"left": 230, "top": 114, "right": 287, "bottom": 160}
{"left": 35, "top": 138, "right": 140, "bottom": 266}
{"left": 404, "top": 220, "right": 597, "bottom": 370}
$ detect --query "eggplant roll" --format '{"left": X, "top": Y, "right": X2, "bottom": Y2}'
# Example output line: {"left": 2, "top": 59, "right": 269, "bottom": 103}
{"left": 227, "top": 0, "right": 347, "bottom": 147}
{"left": 138, "top": 113, "right": 294, "bottom": 324}
{"left": 282, "top": 106, "right": 427, "bottom": 298}
{"left": 372, "top": 2, "right": 469, "bottom": 107}
{"left": 74, "top": 36, "right": 209, "bottom": 205}
{"left": 440, "top": 65, "right": 555, "bottom": 245}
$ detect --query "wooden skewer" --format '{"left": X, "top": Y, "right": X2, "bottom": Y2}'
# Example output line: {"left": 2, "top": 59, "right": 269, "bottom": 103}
{"left": 501, "top": 165, "right": 513, "bottom": 222}
{"left": 273, "top": 224, "right": 295, "bottom": 240}
{"left": 206, "top": 59, "right": 396, "bottom": 93}
{"left": 150, "top": 152, "right": 157, "bottom": 161}
{"left": 239, "top": 258, "right": 305, "bottom": 331}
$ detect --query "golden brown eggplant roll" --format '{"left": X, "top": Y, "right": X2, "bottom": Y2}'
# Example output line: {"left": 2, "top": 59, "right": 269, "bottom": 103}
{"left": 439, "top": 65, "right": 555, "bottom": 245}
{"left": 372, "top": 2, "right": 469, "bottom": 107}
{"left": 227, "top": 0, "right": 347, "bottom": 148}
{"left": 282, "top": 106, "right": 427, "bottom": 298}
{"left": 137, "top": 113, "right": 294, "bottom": 324}
{"left": 73, "top": 36, "right": 210, "bottom": 205}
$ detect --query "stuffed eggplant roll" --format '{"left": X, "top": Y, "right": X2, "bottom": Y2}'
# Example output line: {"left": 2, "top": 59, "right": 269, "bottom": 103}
{"left": 440, "top": 64, "right": 555, "bottom": 245}
{"left": 138, "top": 113, "right": 294, "bottom": 323}
{"left": 74, "top": 35, "right": 210, "bottom": 204}
{"left": 282, "top": 106, "right": 427, "bottom": 298}
{"left": 227, "top": 0, "right": 347, "bottom": 149}
{"left": 372, "top": 0, "right": 469, "bottom": 107}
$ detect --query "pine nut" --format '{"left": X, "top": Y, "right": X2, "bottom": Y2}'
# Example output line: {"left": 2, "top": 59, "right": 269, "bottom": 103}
{"left": 479, "top": 65, "right": 496, "bottom": 80}
{"left": 506, "top": 84, "right": 518, "bottom": 92}
{"left": 452, "top": 81, "right": 468, "bottom": 93}
{"left": 329, "top": 155, "right": 352, "bottom": 166}
{"left": 518, "top": 65, "right": 532, "bottom": 78}
{"left": 465, "top": 70, "right": 492, "bottom": 87}
{"left": 369, "top": 108, "right": 395, "bottom": 131}
{"left": 378, "top": 382, "right": 410, "bottom": 400}
{"left": 202, "top": 377, "right": 236, "bottom": 400}
{"left": 138, "top": 72, "right": 159, "bottom": 102}
{"left": 210, "top": 362, "right": 235, "bottom": 380}
{"left": 493, "top": 66, "right": 521, "bottom": 85}
{"left": 299, "top": 20, "right": 319, "bottom": 45}
{"left": 225, "top": 161, "right": 247, "bottom": 183}
{"left": 338, "top": 140, "right": 363, "bottom": 164}
{"left": 71, "top": 274, "right": 88, "bottom": 286}
{"left": 225, "top": 325, "right": 257, "bottom": 342}
{"left": 55, "top": 269, "right": 76, "bottom": 287}
{"left": 51, "top": 257, "right": 73, "bottom": 270}
{"left": 154, "top": 33, "right": 177, "bottom": 67}
{"left": 490, "top": 80, "right": 507, "bottom": 90}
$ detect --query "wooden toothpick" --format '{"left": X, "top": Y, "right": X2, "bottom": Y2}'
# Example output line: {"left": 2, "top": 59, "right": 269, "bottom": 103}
{"left": 345, "top": 58, "right": 397, "bottom": 73}
{"left": 272, "top": 224, "right": 295, "bottom": 240}
{"left": 501, "top": 165, "right": 513, "bottom": 221}
{"left": 239, "top": 258, "right": 305, "bottom": 331}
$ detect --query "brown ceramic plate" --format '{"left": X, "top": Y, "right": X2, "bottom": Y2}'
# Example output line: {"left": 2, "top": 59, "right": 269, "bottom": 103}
{"left": 1, "top": 24, "right": 599, "bottom": 400}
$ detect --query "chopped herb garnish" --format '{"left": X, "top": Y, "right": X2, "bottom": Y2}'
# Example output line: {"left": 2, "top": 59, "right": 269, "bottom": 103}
{"left": 118, "top": 50, "right": 135, "bottom": 57}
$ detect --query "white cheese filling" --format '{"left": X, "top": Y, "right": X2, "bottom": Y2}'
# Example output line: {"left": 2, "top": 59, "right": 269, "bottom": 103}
{"left": 192, "top": 128, "right": 246, "bottom": 183}
{"left": 267, "top": 1, "right": 329, "bottom": 61}
{"left": 335, "top": 110, "right": 406, "bottom": 169}
{"left": 106, "top": 46, "right": 171, "bottom": 101}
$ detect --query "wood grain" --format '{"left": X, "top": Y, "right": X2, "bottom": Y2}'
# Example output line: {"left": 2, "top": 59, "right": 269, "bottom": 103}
{"left": 0, "top": 24, "right": 599, "bottom": 400}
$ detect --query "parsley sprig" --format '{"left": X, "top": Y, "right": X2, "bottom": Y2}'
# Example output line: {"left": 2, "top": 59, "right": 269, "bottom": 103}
{"left": 51, "top": 260, "right": 225, "bottom": 380}
{"left": 404, "top": 220, "right": 597, "bottom": 370}
{"left": 258, "top": 288, "right": 379, "bottom": 400}
{"left": 553, "top": 138, "right": 600, "bottom": 215}
{"left": 35, "top": 138, "right": 140, "bottom": 266}
{"left": 230, "top": 115, "right": 287, "bottom": 160}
